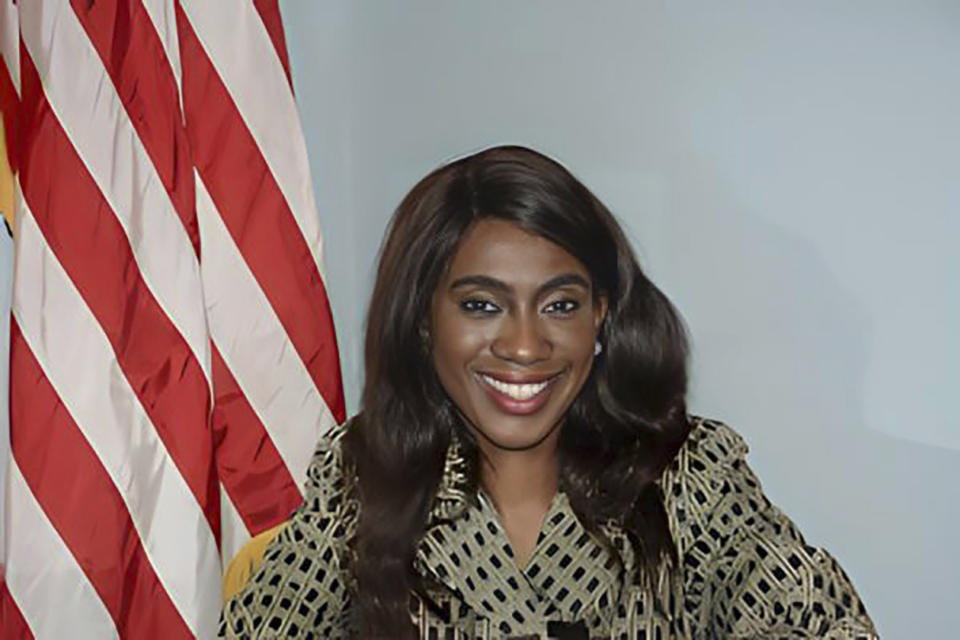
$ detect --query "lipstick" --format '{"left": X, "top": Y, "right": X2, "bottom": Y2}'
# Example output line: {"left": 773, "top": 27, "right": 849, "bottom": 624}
{"left": 475, "top": 372, "right": 561, "bottom": 415}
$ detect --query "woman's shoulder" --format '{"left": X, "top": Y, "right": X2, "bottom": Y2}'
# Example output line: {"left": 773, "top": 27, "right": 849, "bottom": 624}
{"left": 255, "top": 417, "right": 357, "bottom": 556}
{"left": 679, "top": 414, "right": 749, "bottom": 466}
{"left": 658, "top": 415, "right": 759, "bottom": 548}
{"left": 220, "top": 420, "right": 357, "bottom": 638}
{"left": 660, "top": 415, "right": 878, "bottom": 637}
{"left": 660, "top": 415, "right": 750, "bottom": 498}
{"left": 300, "top": 419, "right": 353, "bottom": 514}
{"left": 260, "top": 418, "right": 357, "bottom": 561}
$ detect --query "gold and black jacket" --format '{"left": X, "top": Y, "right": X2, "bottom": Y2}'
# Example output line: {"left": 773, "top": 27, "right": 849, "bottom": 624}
{"left": 220, "top": 417, "right": 877, "bottom": 639}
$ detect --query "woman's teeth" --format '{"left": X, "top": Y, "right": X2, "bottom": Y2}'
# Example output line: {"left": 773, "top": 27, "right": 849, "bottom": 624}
{"left": 480, "top": 374, "right": 553, "bottom": 401}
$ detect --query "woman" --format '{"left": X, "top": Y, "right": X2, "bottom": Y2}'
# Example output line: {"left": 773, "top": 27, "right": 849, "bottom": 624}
{"left": 220, "top": 146, "right": 876, "bottom": 638}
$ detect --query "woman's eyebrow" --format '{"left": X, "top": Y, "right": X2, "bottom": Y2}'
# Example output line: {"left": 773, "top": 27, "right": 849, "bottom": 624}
{"left": 536, "top": 273, "right": 590, "bottom": 296}
{"left": 449, "top": 273, "right": 590, "bottom": 295}
{"left": 449, "top": 275, "right": 511, "bottom": 292}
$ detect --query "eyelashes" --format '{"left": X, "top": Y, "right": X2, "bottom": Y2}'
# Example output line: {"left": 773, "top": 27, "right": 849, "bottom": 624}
{"left": 458, "top": 298, "right": 581, "bottom": 316}
{"left": 459, "top": 299, "right": 500, "bottom": 314}
{"left": 543, "top": 300, "right": 579, "bottom": 314}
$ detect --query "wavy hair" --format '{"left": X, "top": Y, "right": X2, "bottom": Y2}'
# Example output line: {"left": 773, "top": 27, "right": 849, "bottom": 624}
{"left": 342, "top": 145, "right": 690, "bottom": 637}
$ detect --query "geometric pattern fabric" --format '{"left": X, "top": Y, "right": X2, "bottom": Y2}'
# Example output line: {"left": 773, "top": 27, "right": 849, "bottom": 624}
{"left": 220, "top": 417, "right": 877, "bottom": 638}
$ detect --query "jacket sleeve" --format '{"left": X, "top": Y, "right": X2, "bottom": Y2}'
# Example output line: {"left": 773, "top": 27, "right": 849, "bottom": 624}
{"left": 676, "top": 418, "right": 878, "bottom": 639}
{"left": 219, "top": 429, "right": 353, "bottom": 639}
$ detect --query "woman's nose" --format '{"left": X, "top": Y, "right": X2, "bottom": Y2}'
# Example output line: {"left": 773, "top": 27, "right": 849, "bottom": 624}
{"left": 491, "top": 312, "right": 551, "bottom": 364}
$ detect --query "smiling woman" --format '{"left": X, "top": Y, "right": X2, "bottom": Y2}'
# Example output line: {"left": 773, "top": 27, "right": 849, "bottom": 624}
{"left": 430, "top": 220, "right": 609, "bottom": 569}
{"left": 220, "top": 146, "right": 877, "bottom": 639}
{"left": 431, "top": 220, "right": 606, "bottom": 453}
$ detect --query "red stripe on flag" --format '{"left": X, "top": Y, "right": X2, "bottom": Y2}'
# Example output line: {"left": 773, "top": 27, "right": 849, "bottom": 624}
{"left": 212, "top": 345, "right": 302, "bottom": 534}
{"left": 17, "top": 47, "right": 220, "bottom": 540}
{"left": 177, "top": 8, "right": 346, "bottom": 424}
{"left": 9, "top": 321, "right": 192, "bottom": 639}
{"left": 252, "top": 0, "right": 293, "bottom": 90}
{"left": 71, "top": 0, "right": 199, "bottom": 255}
{"left": 0, "top": 55, "right": 18, "bottom": 173}
{"left": 0, "top": 578, "right": 34, "bottom": 640}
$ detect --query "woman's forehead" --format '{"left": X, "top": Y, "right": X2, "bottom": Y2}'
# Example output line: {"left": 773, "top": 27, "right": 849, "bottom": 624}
{"left": 443, "top": 219, "right": 590, "bottom": 285}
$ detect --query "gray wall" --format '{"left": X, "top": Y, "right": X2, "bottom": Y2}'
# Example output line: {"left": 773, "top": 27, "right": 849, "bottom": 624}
{"left": 281, "top": 2, "right": 959, "bottom": 637}
{"left": 0, "top": 3, "right": 953, "bottom": 638}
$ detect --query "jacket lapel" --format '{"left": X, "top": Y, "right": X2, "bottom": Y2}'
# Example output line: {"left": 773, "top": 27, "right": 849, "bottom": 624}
{"left": 413, "top": 436, "right": 631, "bottom": 635}
{"left": 416, "top": 493, "right": 547, "bottom": 636}
{"left": 522, "top": 493, "right": 624, "bottom": 630}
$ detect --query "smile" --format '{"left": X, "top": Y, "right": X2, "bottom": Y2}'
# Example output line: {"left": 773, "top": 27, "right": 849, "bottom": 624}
{"left": 479, "top": 374, "right": 556, "bottom": 400}
{"left": 475, "top": 369, "right": 567, "bottom": 416}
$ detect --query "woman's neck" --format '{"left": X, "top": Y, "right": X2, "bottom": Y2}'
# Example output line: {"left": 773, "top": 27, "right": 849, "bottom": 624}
{"left": 479, "top": 442, "right": 559, "bottom": 511}
{"left": 477, "top": 432, "right": 560, "bottom": 567}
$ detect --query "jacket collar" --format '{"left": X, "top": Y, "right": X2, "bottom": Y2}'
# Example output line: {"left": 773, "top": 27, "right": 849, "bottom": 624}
{"left": 414, "top": 435, "right": 634, "bottom": 635}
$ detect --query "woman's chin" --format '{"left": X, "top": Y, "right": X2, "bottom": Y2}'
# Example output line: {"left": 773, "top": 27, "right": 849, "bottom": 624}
{"left": 469, "top": 418, "right": 561, "bottom": 453}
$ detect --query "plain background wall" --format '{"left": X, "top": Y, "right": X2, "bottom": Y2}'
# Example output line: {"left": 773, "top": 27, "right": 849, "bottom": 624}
{"left": 279, "top": 2, "right": 958, "bottom": 638}
{"left": 0, "top": 2, "right": 954, "bottom": 638}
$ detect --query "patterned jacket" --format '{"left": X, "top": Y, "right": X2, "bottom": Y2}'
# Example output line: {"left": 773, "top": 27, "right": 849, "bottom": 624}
{"left": 220, "top": 417, "right": 878, "bottom": 638}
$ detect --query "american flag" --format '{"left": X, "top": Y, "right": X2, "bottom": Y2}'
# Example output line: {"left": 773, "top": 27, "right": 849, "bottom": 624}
{"left": 0, "top": 2, "right": 345, "bottom": 637}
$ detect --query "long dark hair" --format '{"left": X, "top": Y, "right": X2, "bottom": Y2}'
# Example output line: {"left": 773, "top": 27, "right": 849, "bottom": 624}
{"left": 342, "top": 145, "right": 690, "bottom": 637}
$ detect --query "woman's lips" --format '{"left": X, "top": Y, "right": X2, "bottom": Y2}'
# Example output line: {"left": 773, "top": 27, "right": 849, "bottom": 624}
{"left": 475, "top": 372, "right": 562, "bottom": 415}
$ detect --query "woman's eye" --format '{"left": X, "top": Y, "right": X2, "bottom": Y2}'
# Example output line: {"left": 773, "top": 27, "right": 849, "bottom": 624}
{"left": 460, "top": 299, "right": 500, "bottom": 314}
{"left": 543, "top": 299, "right": 580, "bottom": 315}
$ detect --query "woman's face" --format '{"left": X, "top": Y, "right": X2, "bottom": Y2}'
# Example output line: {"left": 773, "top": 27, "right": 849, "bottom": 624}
{"left": 430, "top": 219, "right": 607, "bottom": 453}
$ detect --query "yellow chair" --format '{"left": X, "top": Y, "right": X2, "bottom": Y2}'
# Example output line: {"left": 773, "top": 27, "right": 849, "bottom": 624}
{"left": 222, "top": 522, "right": 288, "bottom": 604}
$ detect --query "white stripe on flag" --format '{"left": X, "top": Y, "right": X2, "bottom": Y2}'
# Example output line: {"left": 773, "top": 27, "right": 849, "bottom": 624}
{"left": 178, "top": 0, "right": 329, "bottom": 280}
{"left": 141, "top": 0, "right": 182, "bottom": 91}
{"left": 220, "top": 484, "right": 252, "bottom": 569}
{"left": 18, "top": 2, "right": 210, "bottom": 381}
{"left": 5, "top": 458, "right": 119, "bottom": 640}
{"left": 13, "top": 205, "right": 220, "bottom": 637}
{"left": 197, "top": 175, "right": 337, "bottom": 486}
